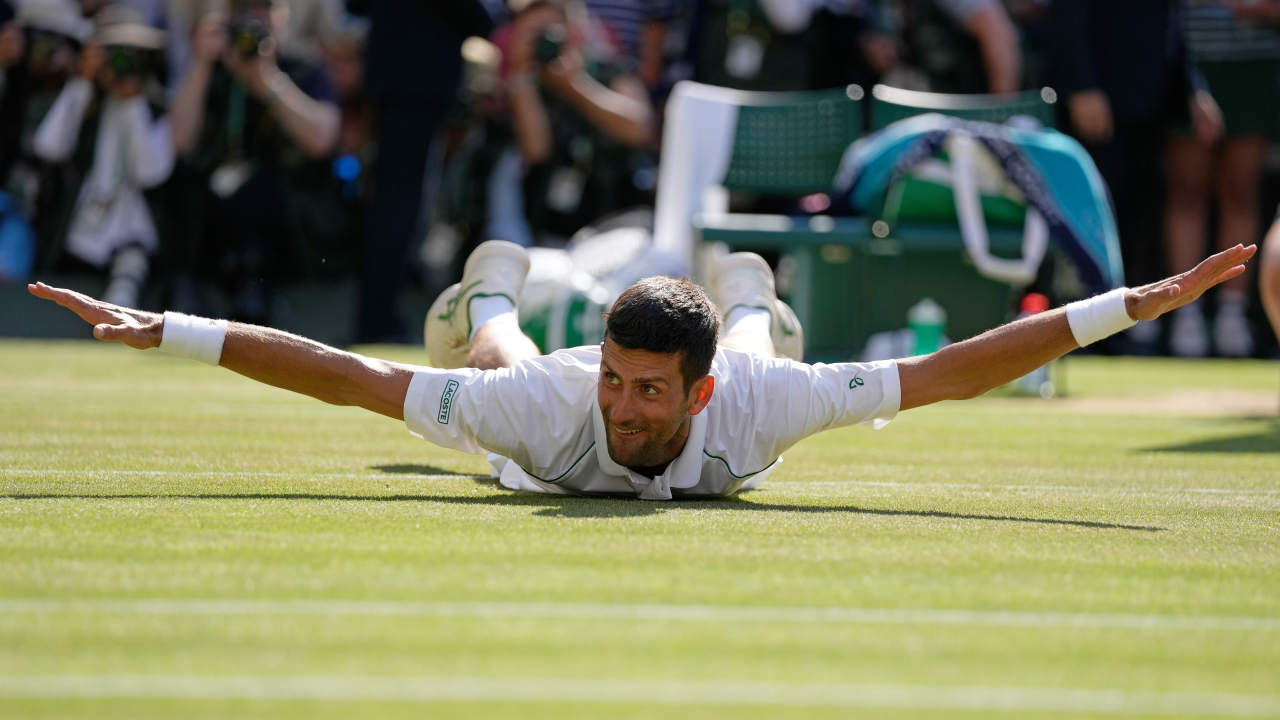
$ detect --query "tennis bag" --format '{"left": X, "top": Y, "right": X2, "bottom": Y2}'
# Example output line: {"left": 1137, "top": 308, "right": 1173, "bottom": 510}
{"left": 834, "top": 113, "right": 1124, "bottom": 293}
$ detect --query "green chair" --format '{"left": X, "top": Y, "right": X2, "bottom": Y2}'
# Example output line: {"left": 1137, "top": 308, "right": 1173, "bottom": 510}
{"left": 720, "top": 85, "right": 865, "bottom": 196}
{"left": 870, "top": 84, "right": 1058, "bottom": 131}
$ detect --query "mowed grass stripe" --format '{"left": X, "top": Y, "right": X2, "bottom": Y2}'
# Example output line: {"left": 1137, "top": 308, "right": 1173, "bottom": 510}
{"left": 1, "top": 675, "right": 1278, "bottom": 716}
{"left": 4, "top": 468, "right": 1277, "bottom": 496}
{"left": 2, "top": 599, "right": 1275, "bottom": 631}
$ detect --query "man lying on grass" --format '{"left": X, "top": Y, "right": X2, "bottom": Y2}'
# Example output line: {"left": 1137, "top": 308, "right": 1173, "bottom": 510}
{"left": 30, "top": 241, "right": 1255, "bottom": 500}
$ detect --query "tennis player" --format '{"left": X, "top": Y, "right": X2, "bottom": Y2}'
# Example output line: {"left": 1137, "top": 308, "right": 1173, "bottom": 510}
{"left": 28, "top": 240, "right": 1255, "bottom": 500}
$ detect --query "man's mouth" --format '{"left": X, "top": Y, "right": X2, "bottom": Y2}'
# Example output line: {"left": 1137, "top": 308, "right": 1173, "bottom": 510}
{"left": 612, "top": 425, "right": 642, "bottom": 436}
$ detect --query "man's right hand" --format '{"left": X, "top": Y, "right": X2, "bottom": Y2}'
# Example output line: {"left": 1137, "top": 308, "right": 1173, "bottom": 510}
{"left": 28, "top": 283, "right": 162, "bottom": 350}
{"left": 1068, "top": 90, "right": 1113, "bottom": 144}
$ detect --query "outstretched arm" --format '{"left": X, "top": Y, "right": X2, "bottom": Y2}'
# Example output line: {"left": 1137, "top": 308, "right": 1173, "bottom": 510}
{"left": 898, "top": 244, "right": 1256, "bottom": 411}
{"left": 26, "top": 284, "right": 414, "bottom": 420}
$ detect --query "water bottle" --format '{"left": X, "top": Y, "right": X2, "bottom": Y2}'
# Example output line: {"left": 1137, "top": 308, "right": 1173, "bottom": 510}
{"left": 1012, "top": 293, "right": 1055, "bottom": 398}
{"left": 907, "top": 298, "right": 947, "bottom": 356}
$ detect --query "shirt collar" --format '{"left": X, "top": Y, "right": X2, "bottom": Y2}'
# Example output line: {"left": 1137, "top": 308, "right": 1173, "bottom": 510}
{"left": 591, "top": 395, "right": 709, "bottom": 494}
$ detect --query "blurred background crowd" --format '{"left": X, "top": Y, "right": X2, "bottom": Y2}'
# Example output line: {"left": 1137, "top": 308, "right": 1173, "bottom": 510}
{"left": 1, "top": 0, "right": 1279, "bottom": 357}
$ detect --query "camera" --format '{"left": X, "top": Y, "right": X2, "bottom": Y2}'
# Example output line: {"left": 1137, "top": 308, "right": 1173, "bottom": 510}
{"left": 228, "top": 16, "right": 271, "bottom": 60}
{"left": 534, "top": 24, "right": 568, "bottom": 64}
{"left": 105, "top": 45, "right": 150, "bottom": 79}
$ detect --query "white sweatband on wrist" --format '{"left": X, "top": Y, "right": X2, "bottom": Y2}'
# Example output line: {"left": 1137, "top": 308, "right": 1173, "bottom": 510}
{"left": 158, "top": 311, "right": 228, "bottom": 366}
{"left": 1065, "top": 288, "right": 1135, "bottom": 347}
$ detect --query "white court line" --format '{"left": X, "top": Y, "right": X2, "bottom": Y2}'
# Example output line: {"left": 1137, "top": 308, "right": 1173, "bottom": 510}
{"left": 0, "top": 469, "right": 476, "bottom": 481}
{"left": 1, "top": 599, "right": 1275, "bottom": 632}
{"left": 2, "top": 469, "right": 1275, "bottom": 496}
{"left": 792, "top": 480, "right": 1280, "bottom": 496}
{"left": 0, "top": 675, "right": 1276, "bottom": 716}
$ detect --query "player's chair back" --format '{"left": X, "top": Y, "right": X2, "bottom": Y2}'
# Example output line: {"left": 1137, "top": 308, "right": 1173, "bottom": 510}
{"left": 720, "top": 86, "right": 865, "bottom": 196}
{"left": 652, "top": 81, "right": 864, "bottom": 273}
{"left": 869, "top": 85, "right": 1058, "bottom": 131}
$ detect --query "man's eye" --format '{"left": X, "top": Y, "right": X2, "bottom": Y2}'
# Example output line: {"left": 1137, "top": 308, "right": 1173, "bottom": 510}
{"left": 642, "top": 386, "right": 658, "bottom": 395}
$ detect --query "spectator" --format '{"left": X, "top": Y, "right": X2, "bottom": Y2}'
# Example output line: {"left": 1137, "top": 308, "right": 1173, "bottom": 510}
{"left": 0, "top": 2, "right": 22, "bottom": 80}
{"left": 168, "top": 0, "right": 340, "bottom": 324}
{"left": 354, "top": 0, "right": 498, "bottom": 343}
{"left": 497, "top": 0, "right": 654, "bottom": 244}
{"left": 906, "top": 0, "right": 1021, "bottom": 94}
{"left": 1264, "top": 209, "right": 1280, "bottom": 349}
{"left": 321, "top": 14, "right": 370, "bottom": 161}
{"left": 1163, "top": 0, "right": 1279, "bottom": 357}
{"left": 1004, "top": 0, "right": 1050, "bottom": 89}
{"left": 0, "top": 0, "right": 93, "bottom": 267}
{"left": 32, "top": 7, "right": 172, "bottom": 308}
{"left": 690, "top": 0, "right": 895, "bottom": 92}
{"left": 279, "top": 0, "right": 341, "bottom": 63}
{"left": 1050, "top": 0, "right": 1221, "bottom": 350}
{"left": 584, "top": 0, "right": 674, "bottom": 87}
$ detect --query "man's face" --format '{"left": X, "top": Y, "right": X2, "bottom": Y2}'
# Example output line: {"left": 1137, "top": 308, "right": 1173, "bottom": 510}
{"left": 597, "top": 339, "right": 713, "bottom": 470}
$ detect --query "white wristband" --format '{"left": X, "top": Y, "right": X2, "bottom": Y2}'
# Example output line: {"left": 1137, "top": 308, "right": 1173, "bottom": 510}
{"left": 1065, "top": 288, "right": 1135, "bottom": 347}
{"left": 158, "top": 311, "right": 228, "bottom": 366}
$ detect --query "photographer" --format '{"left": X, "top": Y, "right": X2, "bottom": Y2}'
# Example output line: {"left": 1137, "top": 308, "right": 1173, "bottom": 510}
{"left": 0, "top": 0, "right": 92, "bottom": 251}
{"left": 30, "top": 7, "right": 171, "bottom": 308}
{"left": 167, "top": 0, "right": 340, "bottom": 324}
{"left": 499, "top": 0, "right": 654, "bottom": 244}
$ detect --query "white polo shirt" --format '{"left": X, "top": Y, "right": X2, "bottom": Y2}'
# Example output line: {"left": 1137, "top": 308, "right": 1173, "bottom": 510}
{"left": 403, "top": 346, "right": 900, "bottom": 500}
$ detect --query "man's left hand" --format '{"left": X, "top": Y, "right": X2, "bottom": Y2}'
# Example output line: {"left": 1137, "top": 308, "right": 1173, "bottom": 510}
{"left": 1125, "top": 244, "right": 1257, "bottom": 322}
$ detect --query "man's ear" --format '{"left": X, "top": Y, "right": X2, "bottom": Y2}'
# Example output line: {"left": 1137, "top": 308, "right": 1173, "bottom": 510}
{"left": 686, "top": 375, "right": 714, "bottom": 416}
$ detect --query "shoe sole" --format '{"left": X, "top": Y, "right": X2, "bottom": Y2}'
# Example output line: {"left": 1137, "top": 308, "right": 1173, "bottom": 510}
{"left": 709, "top": 252, "right": 775, "bottom": 295}
{"left": 463, "top": 240, "right": 531, "bottom": 280}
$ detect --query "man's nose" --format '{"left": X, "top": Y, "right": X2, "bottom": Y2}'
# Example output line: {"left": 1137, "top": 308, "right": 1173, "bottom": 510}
{"left": 610, "top": 389, "right": 638, "bottom": 425}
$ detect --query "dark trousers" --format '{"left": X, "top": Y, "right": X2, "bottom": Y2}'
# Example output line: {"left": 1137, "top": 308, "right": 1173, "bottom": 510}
{"left": 357, "top": 96, "right": 448, "bottom": 342}
{"left": 1076, "top": 119, "right": 1168, "bottom": 288}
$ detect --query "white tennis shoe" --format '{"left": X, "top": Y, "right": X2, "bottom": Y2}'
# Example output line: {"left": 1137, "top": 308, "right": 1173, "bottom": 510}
{"left": 425, "top": 240, "right": 530, "bottom": 369}
{"left": 709, "top": 251, "right": 804, "bottom": 361}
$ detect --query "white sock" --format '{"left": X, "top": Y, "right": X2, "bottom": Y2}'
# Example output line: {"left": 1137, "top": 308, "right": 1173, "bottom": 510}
{"left": 725, "top": 306, "right": 771, "bottom": 336}
{"left": 1218, "top": 289, "right": 1248, "bottom": 317}
{"left": 468, "top": 295, "right": 518, "bottom": 342}
{"left": 1175, "top": 299, "right": 1203, "bottom": 320}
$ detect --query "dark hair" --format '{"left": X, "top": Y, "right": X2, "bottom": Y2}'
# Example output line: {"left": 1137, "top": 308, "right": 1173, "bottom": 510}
{"left": 604, "top": 277, "right": 720, "bottom": 391}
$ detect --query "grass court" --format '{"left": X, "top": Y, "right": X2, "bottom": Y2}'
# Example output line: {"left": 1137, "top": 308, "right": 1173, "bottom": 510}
{"left": 1, "top": 339, "right": 1278, "bottom": 718}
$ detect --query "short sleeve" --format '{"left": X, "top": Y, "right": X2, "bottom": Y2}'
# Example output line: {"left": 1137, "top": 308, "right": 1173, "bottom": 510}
{"left": 402, "top": 350, "right": 599, "bottom": 477}
{"left": 403, "top": 366, "right": 487, "bottom": 455}
{"left": 744, "top": 357, "right": 900, "bottom": 455}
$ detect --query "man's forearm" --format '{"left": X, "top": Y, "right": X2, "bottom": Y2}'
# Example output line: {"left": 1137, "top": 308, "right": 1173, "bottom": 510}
{"left": 898, "top": 308, "right": 1077, "bottom": 410}
{"left": 261, "top": 72, "right": 340, "bottom": 159}
{"left": 218, "top": 323, "right": 413, "bottom": 420}
{"left": 967, "top": 5, "right": 1021, "bottom": 94}
{"left": 171, "top": 61, "right": 213, "bottom": 155}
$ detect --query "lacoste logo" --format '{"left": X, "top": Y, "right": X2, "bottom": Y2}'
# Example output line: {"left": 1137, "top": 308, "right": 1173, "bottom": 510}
{"left": 848, "top": 374, "right": 864, "bottom": 389}
{"left": 438, "top": 380, "right": 460, "bottom": 424}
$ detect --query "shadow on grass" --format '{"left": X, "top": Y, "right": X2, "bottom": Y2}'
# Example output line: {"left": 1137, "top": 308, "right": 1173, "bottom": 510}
{"left": 1145, "top": 420, "right": 1280, "bottom": 454}
{"left": 1, "top": 491, "right": 1161, "bottom": 531}
{"left": 370, "top": 464, "right": 485, "bottom": 476}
